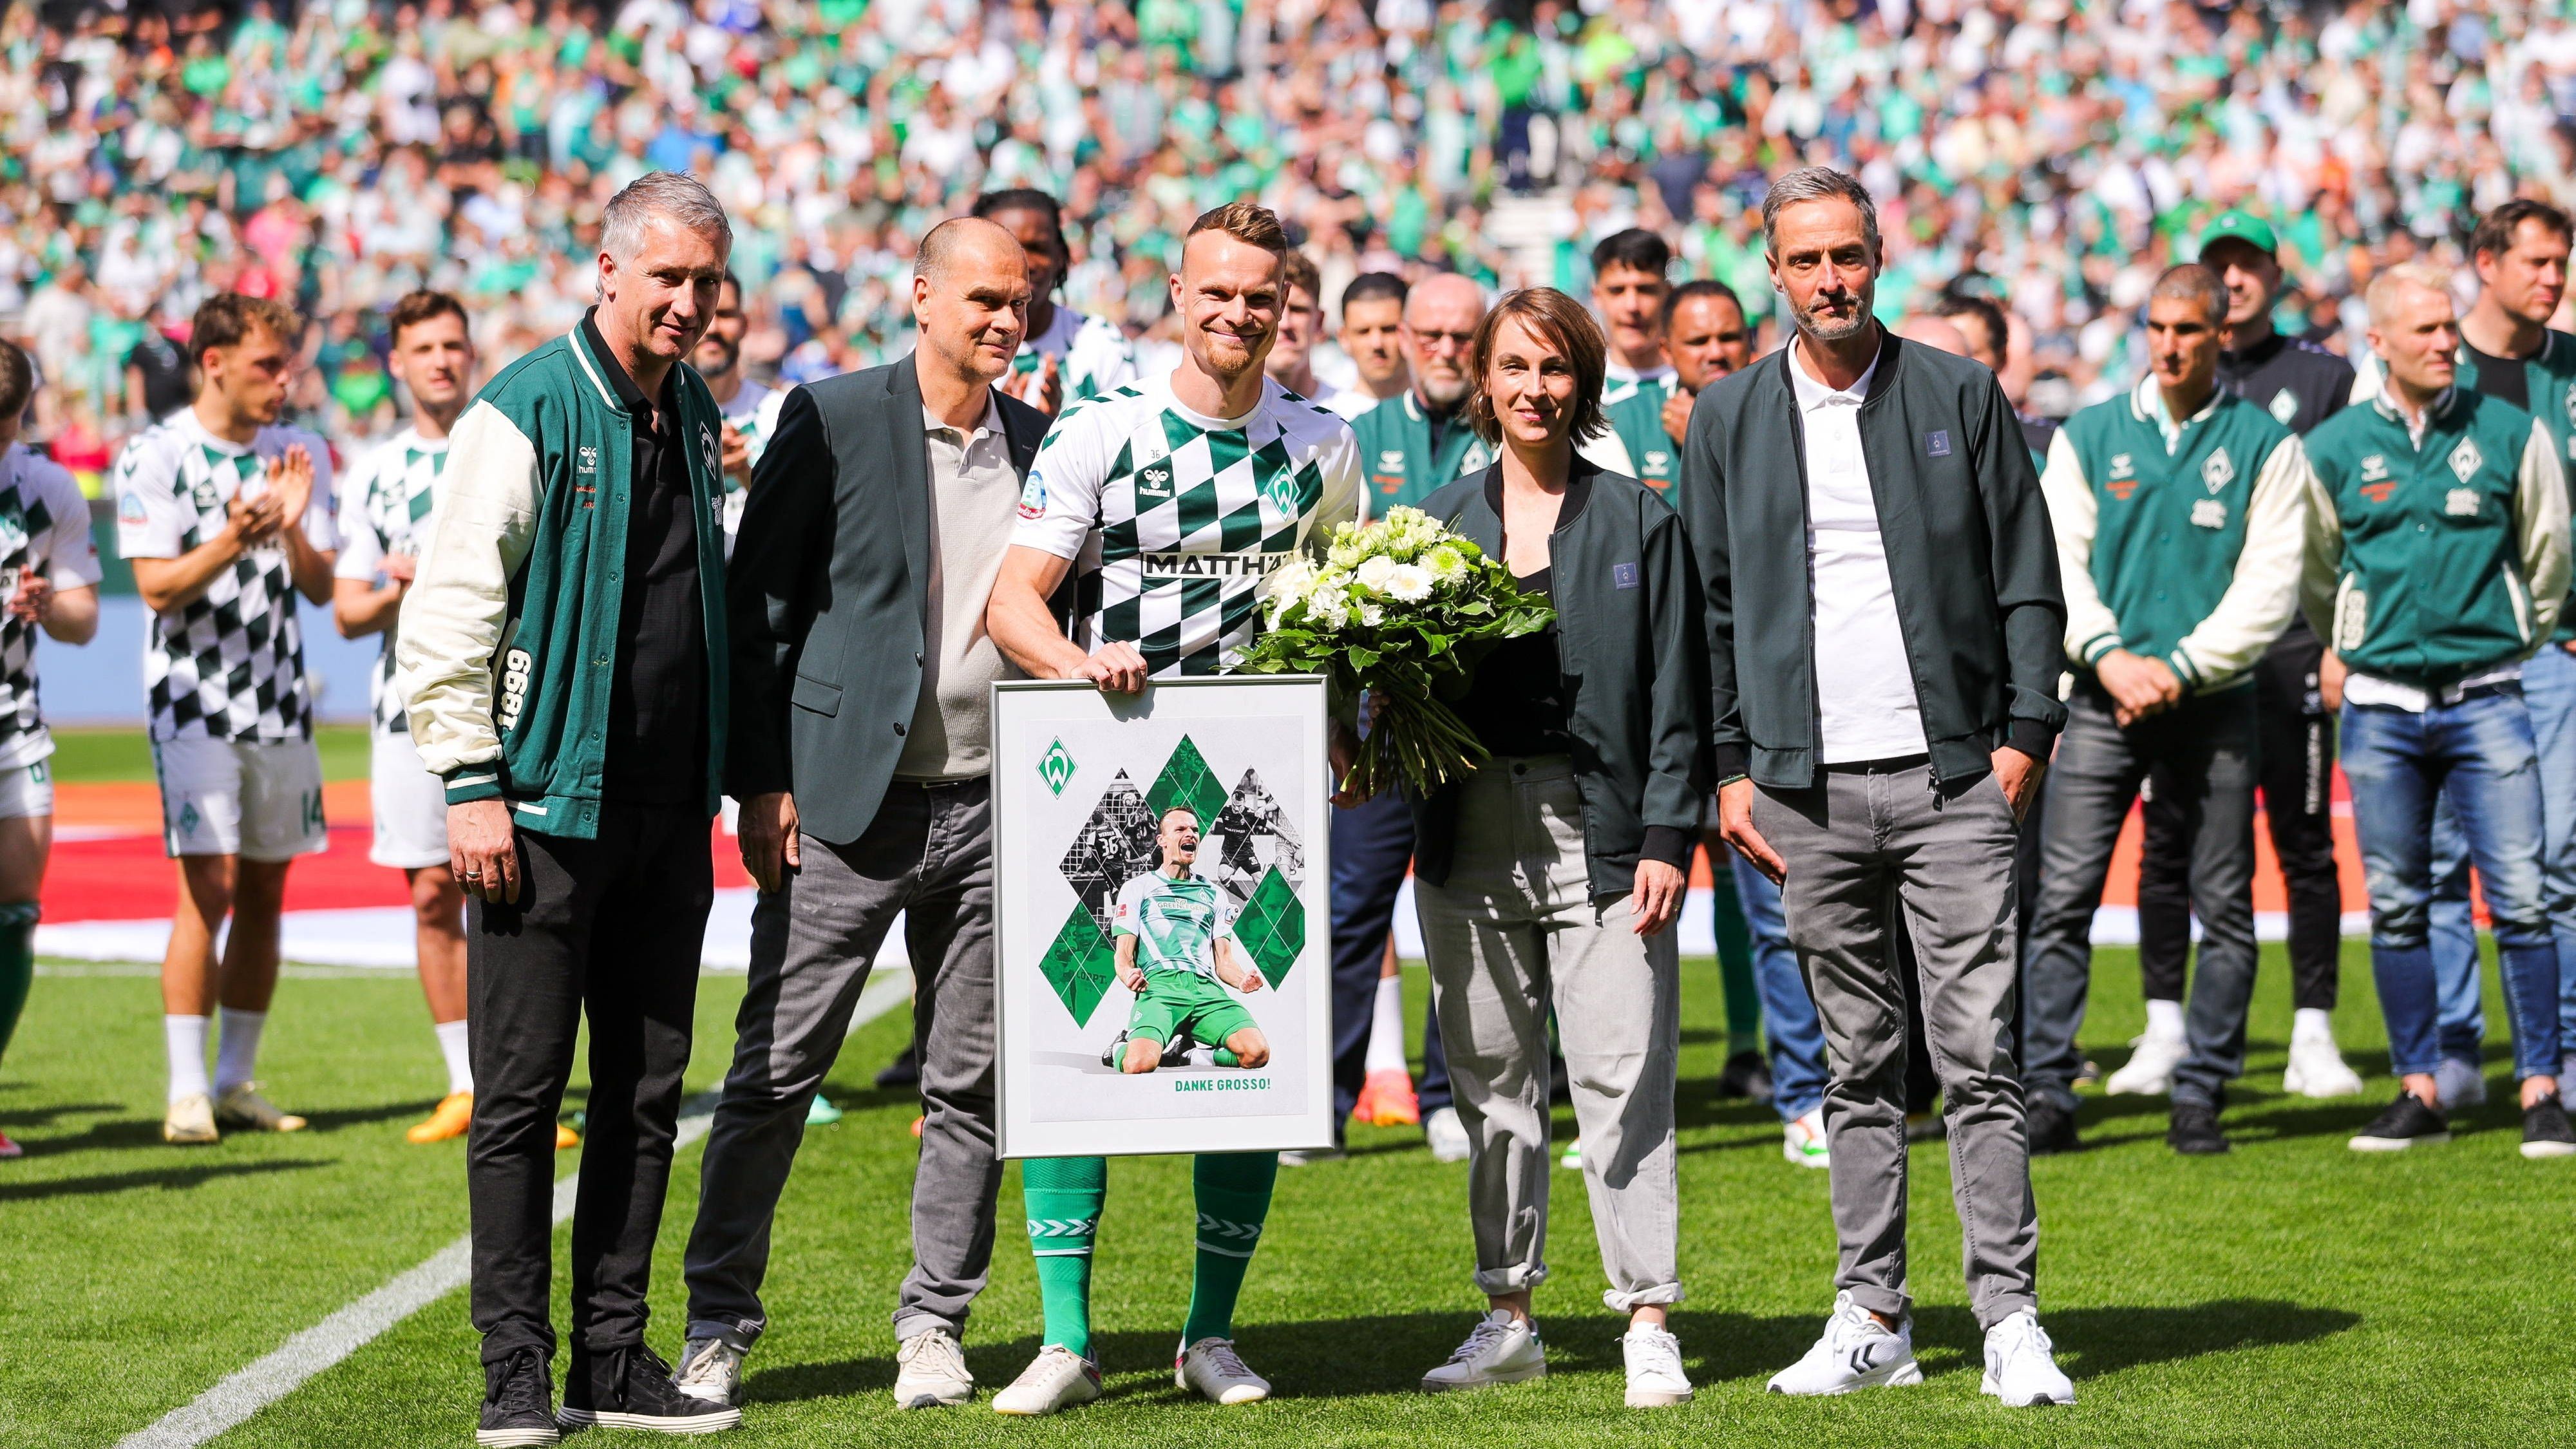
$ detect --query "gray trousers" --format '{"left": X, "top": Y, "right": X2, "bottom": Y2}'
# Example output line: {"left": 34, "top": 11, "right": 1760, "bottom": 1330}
{"left": 683, "top": 779, "right": 999, "bottom": 1347}
{"left": 2025, "top": 687, "right": 2259, "bottom": 1111}
{"left": 1753, "top": 761, "right": 2038, "bottom": 1329}
{"left": 1415, "top": 758, "right": 1683, "bottom": 1312}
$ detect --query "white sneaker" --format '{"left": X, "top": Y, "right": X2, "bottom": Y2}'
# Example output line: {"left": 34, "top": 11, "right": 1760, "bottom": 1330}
{"left": 673, "top": 1337, "right": 744, "bottom": 1406}
{"left": 2284, "top": 1021, "right": 2367, "bottom": 1099}
{"left": 1176, "top": 1336, "right": 1270, "bottom": 1404}
{"left": 1783, "top": 1110, "right": 1830, "bottom": 1169}
{"left": 1980, "top": 1308, "right": 2075, "bottom": 1406}
{"left": 991, "top": 1344, "right": 1100, "bottom": 1416}
{"left": 162, "top": 1093, "right": 219, "bottom": 1145}
{"left": 1620, "top": 1325, "right": 1692, "bottom": 1407}
{"left": 1425, "top": 1106, "right": 1470, "bottom": 1163}
{"left": 2432, "top": 1055, "right": 2486, "bottom": 1110}
{"left": 2104, "top": 1027, "right": 2185, "bottom": 1096}
{"left": 1420, "top": 1309, "right": 1546, "bottom": 1391}
{"left": 1766, "top": 1291, "right": 1922, "bottom": 1396}
{"left": 894, "top": 1326, "right": 974, "bottom": 1409}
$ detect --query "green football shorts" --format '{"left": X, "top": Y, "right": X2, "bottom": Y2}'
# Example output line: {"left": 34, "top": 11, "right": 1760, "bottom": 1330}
{"left": 1128, "top": 971, "right": 1258, "bottom": 1052}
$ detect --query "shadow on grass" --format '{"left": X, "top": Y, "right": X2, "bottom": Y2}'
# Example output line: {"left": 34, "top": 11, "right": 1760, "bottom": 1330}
{"left": 17, "top": 1097, "right": 424, "bottom": 1155}
{"left": 0, "top": 1157, "right": 323, "bottom": 1201}
{"left": 741, "top": 1298, "right": 2358, "bottom": 1406}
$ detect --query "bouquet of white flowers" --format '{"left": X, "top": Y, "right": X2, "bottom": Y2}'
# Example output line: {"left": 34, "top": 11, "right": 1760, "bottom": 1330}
{"left": 1240, "top": 505, "right": 1555, "bottom": 799}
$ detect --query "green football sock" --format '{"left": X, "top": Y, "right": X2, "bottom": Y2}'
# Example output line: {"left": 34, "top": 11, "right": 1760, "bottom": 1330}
{"left": 1710, "top": 869, "right": 1762, "bottom": 1056}
{"left": 1182, "top": 1151, "right": 1276, "bottom": 1345}
{"left": 0, "top": 902, "right": 35, "bottom": 1067}
{"left": 1022, "top": 1155, "right": 1106, "bottom": 1360}
{"left": 1213, "top": 1047, "right": 1241, "bottom": 1067}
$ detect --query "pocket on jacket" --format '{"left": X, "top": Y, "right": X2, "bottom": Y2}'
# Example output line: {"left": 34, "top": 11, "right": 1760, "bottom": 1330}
{"left": 790, "top": 673, "right": 842, "bottom": 716}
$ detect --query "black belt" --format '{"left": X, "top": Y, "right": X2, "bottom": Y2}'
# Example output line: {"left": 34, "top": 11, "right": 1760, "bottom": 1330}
{"left": 1819, "top": 752, "right": 1931, "bottom": 775}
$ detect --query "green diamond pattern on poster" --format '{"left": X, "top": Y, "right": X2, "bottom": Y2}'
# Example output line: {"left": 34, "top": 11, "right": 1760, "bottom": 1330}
{"left": 1038, "top": 904, "right": 1119, "bottom": 1027}
{"left": 1232, "top": 865, "right": 1304, "bottom": 986}
{"left": 1146, "top": 735, "right": 1229, "bottom": 828}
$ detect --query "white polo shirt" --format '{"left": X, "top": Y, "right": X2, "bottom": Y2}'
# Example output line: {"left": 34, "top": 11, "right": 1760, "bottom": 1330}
{"left": 1790, "top": 336, "right": 1927, "bottom": 763}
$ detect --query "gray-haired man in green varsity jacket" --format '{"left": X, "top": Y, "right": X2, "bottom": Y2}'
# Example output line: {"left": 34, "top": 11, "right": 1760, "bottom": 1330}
{"left": 2021, "top": 265, "right": 2311, "bottom": 1159}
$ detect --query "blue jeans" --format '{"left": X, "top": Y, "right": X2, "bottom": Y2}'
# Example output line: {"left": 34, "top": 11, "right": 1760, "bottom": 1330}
{"left": 1727, "top": 853, "right": 1828, "bottom": 1121}
{"left": 2429, "top": 646, "right": 2576, "bottom": 1064}
{"left": 2340, "top": 691, "right": 2562, "bottom": 1081}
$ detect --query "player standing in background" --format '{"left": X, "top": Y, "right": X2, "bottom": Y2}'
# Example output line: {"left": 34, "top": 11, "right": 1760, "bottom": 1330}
{"left": 0, "top": 340, "right": 102, "bottom": 1160}
{"left": 1337, "top": 272, "right": 1412, "bottom": 413}
{"left": 975, "top": 188, "right": 1141, "bottom": 417}
{"left": 983, "top": 200, "right": 1361, "bottom": 1415}
{"left": 115, "top": 293, "right": 337, "bottom": 1146}
{"left": 1265, "top": 252, "right": 1370, "bottom": 420}
{"left": 694, "top": 272, "right": 783, "bottom": 546}
{"left": 333, "top": 291, "right": 576, "bottom": 1153}
{"left": 1586, "top": 229, "right": 1676, "bottom": 484}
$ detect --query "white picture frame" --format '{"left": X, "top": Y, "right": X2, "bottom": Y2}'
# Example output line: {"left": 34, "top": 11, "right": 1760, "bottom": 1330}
{"left": 992, "top": 675, "right": 1334, "bottom": 1159}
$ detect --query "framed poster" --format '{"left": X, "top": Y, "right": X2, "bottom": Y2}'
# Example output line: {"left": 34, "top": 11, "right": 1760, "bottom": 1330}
{"left": 993, "top": 675, "right": 1333, "bottom": 1159}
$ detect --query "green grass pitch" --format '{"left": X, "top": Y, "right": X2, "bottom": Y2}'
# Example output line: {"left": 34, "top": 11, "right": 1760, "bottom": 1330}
{"left": 0, "top": 949, "right": 2566, "bottom": 1447}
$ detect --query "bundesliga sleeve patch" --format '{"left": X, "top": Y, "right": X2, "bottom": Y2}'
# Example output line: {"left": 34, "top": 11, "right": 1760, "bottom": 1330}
{"left": 1019, "top": 470, "right": 1048, "bottom": 521}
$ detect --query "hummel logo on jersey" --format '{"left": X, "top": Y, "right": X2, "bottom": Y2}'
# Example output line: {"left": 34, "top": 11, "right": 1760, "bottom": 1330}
{"left": 2446, "top": 488, "right": 2482, "bottom": 518}
{"left": 1137, "top": 461, "right": 1176, "bottom": 500}
{"left": 2449, "top": 438, "right": 2483, "bottom": 482}
{"left": 1378, "top": 450, "right": 1406, "bottom": 472}
{"left": 2360, "top": 454, "right": 2390, "bottom": 482}
{"left": 2105, "top": 453, "right": 2137, "bottom": 500}
{"left": 2110, "top": 453, "right": 2134, "bottom": 478}
{"left": 2201, "top": 447, "right": 2234, "bottom": 492}
{"left": 2270, "top": 388, "right": 2299, "bottom": 424}
{"left": 577, "top": 446, "right": 598, "bottom": 475}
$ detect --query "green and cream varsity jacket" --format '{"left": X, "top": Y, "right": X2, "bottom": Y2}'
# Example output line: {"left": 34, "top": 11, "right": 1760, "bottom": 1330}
{"left": 2300, "top": 387, "right": 2570, "bottom": 690}
{"left": 1599, "top": 385, "right": 1682, "bottom": 494}
{"left": 2042, "top": 377, "right": 2309, "bottom": 693}
{"left": 395, "top": 316, "right": 732, "bottom": 837}
{"left": 2455, "top": 328, "right": 2576, "bottom": 641}
{"left": 1350, "top": 390, "right": 1490, "bottom": 513}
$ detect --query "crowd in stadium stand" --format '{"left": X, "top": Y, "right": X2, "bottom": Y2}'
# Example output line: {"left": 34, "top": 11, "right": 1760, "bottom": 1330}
{"left": 11, "top": 0, "right": 2576, "bottom": 478}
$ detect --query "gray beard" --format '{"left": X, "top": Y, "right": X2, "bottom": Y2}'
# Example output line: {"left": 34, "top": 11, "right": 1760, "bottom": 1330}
{"left": 1419, "top": 375, "right": 1470, "bottom": 408}
{"left": 1800, "top": 306, "right": 1870, "bottom": 344}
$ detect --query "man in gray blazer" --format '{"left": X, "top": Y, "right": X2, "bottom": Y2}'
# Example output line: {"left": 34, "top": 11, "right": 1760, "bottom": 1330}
{"left": 676, "top": 218, "right": 1047, "bottom": 1416}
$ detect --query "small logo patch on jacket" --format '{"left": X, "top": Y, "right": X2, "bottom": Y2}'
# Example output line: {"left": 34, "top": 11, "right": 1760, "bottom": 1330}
{"left": 1613, "top": 562, "right": 1640, "bottom": 589}
{"left": 1925, "top": 430, "right": 1953, "bottom": 457}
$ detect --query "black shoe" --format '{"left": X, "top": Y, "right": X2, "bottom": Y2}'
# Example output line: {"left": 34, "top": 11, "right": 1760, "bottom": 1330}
{"left": 1160, "top": 1027, "right": 1198, "bottom": 1068}
{"left": 478, "top": 1349, "right": 560, "bottom": 1448}
{"left": 561, "top": 1344, "right": 743, "bottom": 1434}
{"left": 2349, "top": 1092, "right": 2449, "bottom": 1151}
{"left": 875, "top": 1045, "right": 920, "bottom": 1089}
{"left": 2025, "top": 1095, "right": 2080, "bottom": 1155}
{"left": 1100, "top": 1030, "right": 1130, "bottom": 1069}
{"left": 1716, "top": 1049, "right": 1776, "bottom": 1103}
{"left": 2523, "top": 1097, "right": 2576, "bottom": 1159}
{"left": 2166, "top": 1102, "right": 2229, "bottom": 1155}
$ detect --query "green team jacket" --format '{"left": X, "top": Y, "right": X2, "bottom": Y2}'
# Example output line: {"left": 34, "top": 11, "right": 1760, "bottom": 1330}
{"left": 2043, "top": 379, "right": 2307, "bottom": 693}
{"left": 2300, "top": 388, "right": 2570, "bottom": 688}
{"left": 395, "top": 315, "right": 732, "bottom": 837}
{"left": 1602, "top": 385, "right": 1681, "bottom": 495}
{"left": 2454, "top": 329, "right": 2576, "bottom": 640}
{"left": 1350, "top": 390, "right": 1489, "bottom": 512}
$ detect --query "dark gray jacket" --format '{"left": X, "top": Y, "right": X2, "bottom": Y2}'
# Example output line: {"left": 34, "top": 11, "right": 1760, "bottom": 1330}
{"left": 1410, "top": 461, "right": 1709, "bottom": 898}
{"left": 1677, "top": 333, "right": 2066, "bottom": 790}
{"left": 726, "top": 355, "right": 1046, "bottom": 843}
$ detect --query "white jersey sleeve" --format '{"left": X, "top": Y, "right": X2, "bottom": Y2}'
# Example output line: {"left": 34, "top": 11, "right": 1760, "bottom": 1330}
{"left": 1012, "top": 395, "right": 1119, "bottom": 562}
{"left": 1310, "top": 410, "right": 1363, "bottom": 545}
{"left": 332, "top": 445, "right": 388, "bottom": 582}
{"left": 112, "top": 430, "right": 193, "bottom": 561}
{"left": 29, "top": 455, "right": 100, "bottom": 589}
{"left": 1110, "top": 871, "right": 1150, "bottom": 938}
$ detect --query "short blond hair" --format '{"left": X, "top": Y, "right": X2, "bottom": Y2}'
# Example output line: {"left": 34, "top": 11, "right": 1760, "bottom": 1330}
{"left": 2365, "top": 261, "right": 2457, "bottom": 327}
{"left": 1186, "top": 200, "right": 1289, "bottom": 256}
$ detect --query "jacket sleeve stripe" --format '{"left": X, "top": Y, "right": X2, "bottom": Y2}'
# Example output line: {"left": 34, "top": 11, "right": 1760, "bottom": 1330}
{"left": 395, "top": 399, "right": 541, "bottom": 782}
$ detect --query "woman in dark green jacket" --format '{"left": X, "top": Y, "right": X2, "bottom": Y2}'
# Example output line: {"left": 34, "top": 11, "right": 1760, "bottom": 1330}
{"left": 1406, "top": 289, "right": 1707, "bottom": 1411}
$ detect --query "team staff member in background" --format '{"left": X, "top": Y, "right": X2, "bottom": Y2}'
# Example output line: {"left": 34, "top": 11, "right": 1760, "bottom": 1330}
{"left": 0, "top": 340, "right": 100, "bottom": 1161}
{"left": 676, "top": 218, "right": 1046, "bottom": 1417}
{"left": 1684, "top": 167, "right": 2075, "bottom": 1406}
{"left": 1266, "top": 251, "right": 1368, "bottom": 419}
{"left": 1656, "top": 278, "right": 1833, "bottom": 1161}
{"left": 694, "top": 272, "right": 784, "bottom": 544}
{"left": 977, "top": 187, "right": 1141, "bottom": 417}
{"left": 1331, "top": 269, "right": 1488, "bottom": 1164}
{"left": 1586, "top": 229, "right": 1675, "bottom": 485}
{"left": 2022, "top": 265, "right": 2309, "bottom": 1158}
{"left": 1405, "top": 289, "right": 1703, "bottom": 1410}
{"left": 115, "top": 292, "right": 336, "bottom": 1147}
{"left": 2427, "top": 200, "right": 2576, "bottom": 1104}
{"left": 399, "top": 172, "right": 740, "bottom": 1446}
{"left": 2302, "top": 263, "right": 2575, "bottom": 1160}
{"left": 2126, "top": 211, "right": 2365, "bottom": 1102}
{"left": 1338, "top": 272, "right": 1412, "bottom": 413}
{"left": 983, "top": 201, "right": 1361, "bottom": 1416}
{"left": 333, "top": 291, "right": 576, "bottom": 1151}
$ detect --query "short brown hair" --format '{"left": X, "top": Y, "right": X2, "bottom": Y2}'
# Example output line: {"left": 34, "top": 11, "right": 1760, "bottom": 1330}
{"left": 2472, "top": 198, "right": 2574, "bottom": 263}
{"left": 1280, "top": 250, "right": 1321, "bottom": 308}
{"left": 2148, "top": 263, "right": 2229, "bottom": 325}
{"left": 1185, "top": 200, "right": 1289, "bottom": 256}
{"left": 388, "top": 289, "right": 469, "bottom": 346}
{"left": 0, "top": 339, "right": 31, "bottom": 421}
{"left": 191, "top": 293, "right": 302, "bottom": 363}
{"left": 1466, "top": 288, "right": 1608, "bottom": 447}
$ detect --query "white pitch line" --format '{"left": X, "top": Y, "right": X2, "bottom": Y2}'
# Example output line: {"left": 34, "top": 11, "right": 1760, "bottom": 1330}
{"left": 117, "top": 966, "right": 914, "bottom": 1449}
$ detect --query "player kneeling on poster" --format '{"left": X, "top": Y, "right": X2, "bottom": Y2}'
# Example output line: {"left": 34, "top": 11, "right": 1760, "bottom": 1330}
{"left": 1103, "top": 807, "right": 1272, "bottom": 1074}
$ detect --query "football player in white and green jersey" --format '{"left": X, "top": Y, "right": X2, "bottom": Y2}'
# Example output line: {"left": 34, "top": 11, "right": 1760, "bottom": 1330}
{"left": 985, "top": 202, "right": 1359, "bottom": 1417}
{"left": 1104, "top": 807, "right": 1271, "bottom": 1074}
{"left": 975, "top": 189, "right": 1141, "bottom": 417}
{"left": 696, "top": 273, "right": 786, "bottom": 546}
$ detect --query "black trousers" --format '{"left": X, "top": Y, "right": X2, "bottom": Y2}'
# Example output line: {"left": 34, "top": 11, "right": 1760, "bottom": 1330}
{"left": 468, "top": 804, "right": 714, "bottom": 1367}
{"left": 2138, "top": 623, "right": 2343, "bottom": 1010}
{"left": 1329, "top": 790, "right": 1451, "bottom": 1137}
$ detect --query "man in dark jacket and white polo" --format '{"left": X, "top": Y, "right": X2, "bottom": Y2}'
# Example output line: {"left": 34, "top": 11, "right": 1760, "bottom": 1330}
{"left": 1678, "top": 167, "right": 2074, "bottom": 1406}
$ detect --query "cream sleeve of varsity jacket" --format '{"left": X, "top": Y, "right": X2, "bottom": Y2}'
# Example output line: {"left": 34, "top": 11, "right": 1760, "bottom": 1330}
{"left": 392, "top": 397, "right": 540, "bottom": 781}
{"left": 2040, "top": 424, "right": 2312, "bottom": 690}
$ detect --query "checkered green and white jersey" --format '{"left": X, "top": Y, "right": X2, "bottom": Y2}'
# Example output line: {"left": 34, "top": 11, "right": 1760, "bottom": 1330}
{"left": 1014, "top": 370, "right": 1362, "bottom": 676}
{"left": 717, "top": 381, "right": 784, "bottom": 542}
{"left": 332, "top": 427, "right": 448, "bottom": 736}
{"left": 113, "top": 410, "right": 338, "bottom": 743}
{"left": 0, "top": 444, "right": 103, "bottom": 770}
{"left": 1017, "top": 306, "right": 1142, "bottom": 407}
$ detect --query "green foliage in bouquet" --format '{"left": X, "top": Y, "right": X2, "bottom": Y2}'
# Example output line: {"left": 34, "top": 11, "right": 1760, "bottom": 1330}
{"left": 1239, "top": 506, "right": 1555, "bottom": 799}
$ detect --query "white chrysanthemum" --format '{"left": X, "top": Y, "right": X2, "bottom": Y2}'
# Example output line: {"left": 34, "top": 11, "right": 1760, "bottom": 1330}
{"left": 1354, "top": 554, "right": 1397, "bottom": 592}
{"left": 1385, "top": 564, "right": 1433, "bottom": 601}
{"left": 1425, "top": 544, "right": 1468, "bottom": 583}
{"left": 1269, "top": 556, "right": 1317, "bottom": 607}
{"left": 1311, "top": 587, "right": 1351, "bottom": 631}
{"left": 1361, "top": 602, "right": 1386, "bottom": 626}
